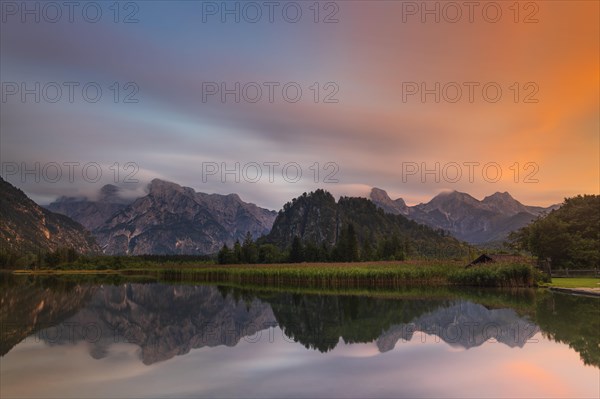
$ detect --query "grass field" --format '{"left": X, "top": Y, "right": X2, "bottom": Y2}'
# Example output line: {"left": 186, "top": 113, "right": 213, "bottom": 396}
{"left": 546, "top": 278, "right": 600, "bottom": 289}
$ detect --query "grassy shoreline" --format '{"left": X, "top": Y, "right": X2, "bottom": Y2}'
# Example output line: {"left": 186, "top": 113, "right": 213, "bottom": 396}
{"left": 8, "top": 261, "right": 543, "bottom": 288}
{"left": 542, "top": 277, "right": 600, "bottom": 289}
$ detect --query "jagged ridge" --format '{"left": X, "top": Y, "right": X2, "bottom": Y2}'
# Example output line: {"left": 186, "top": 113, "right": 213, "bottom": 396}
{"left": 369, "top": 188, "right": 559, "bottom": 244}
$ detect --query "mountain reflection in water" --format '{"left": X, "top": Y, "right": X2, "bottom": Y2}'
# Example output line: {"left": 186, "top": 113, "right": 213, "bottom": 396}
{"left": 1, "top": 275, "right": 598, "bottom": 368}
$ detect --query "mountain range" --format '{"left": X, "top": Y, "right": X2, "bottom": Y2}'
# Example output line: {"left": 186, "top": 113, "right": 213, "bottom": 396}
{"left": 369, "top": 188, "right": 559, "bottom": 244}
{"left": 48, "top": 179, "right": 277, "bottom": 255}
{"left": 1, "top": 176, "right": 561, "bottom": 256}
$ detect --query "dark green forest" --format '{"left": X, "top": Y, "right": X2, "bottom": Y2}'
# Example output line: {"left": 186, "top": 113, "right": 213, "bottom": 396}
{"left": 508, "top": 195, "right": 599, "bottom": 269}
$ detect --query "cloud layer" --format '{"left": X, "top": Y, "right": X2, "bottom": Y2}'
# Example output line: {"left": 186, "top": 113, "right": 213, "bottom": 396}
{"left": 1, "top": 1, "right": 598, "bottom": 209}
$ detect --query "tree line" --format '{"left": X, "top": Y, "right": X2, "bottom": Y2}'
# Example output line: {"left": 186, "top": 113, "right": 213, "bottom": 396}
{"left": 217, "top": 224, "right": 409, "bottom": 264}
{"left": 0, "top": 247, "right": 213, "bottom": 270}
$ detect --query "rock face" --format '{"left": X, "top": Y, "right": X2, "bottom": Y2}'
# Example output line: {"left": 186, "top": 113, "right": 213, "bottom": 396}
{"left": 0, "top": 177, "right": 99, "bottom": 254}
{"left": 370, "top": 187, "right": 410, "bottom": 216}
{"left": 369, "top": 188, "right": 558, "bottom": 244}
{"left": 94, "top": 179, "right": 277, "bottom": 255}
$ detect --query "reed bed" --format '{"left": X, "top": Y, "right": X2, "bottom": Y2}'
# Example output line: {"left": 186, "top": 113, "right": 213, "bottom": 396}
{"left": 126, "top": 262, "right": 542, "bottom": 289}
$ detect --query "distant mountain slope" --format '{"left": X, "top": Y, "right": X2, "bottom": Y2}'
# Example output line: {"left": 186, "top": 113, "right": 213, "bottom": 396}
{"left": 0, "top": 177, "right": 99, "bottom": 254}
{"left": 94, "top": 179, "right": 277, "bottom": 255}
{"left": 266, "top": 189, "right": 466, "bottom": 258}
{"left": 369, "top": 188, "right": 558, "bottom": 244}
{"left": 46, "top": 184, "right": 131, "bottom": 231}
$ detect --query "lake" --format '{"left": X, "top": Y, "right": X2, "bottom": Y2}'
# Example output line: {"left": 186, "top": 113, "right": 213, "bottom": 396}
{"left": 1, "top": 275, "right": 598, "bottom": 398}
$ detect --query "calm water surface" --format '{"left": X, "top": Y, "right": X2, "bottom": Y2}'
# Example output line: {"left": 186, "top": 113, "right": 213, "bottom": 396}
{"left": 1, "top": 275, "right": 598, "bottom": 398}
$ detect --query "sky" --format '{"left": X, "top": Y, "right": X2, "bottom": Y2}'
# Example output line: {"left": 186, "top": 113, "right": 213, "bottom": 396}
{"left": 1, "top": 1, "right": 598, "bottom": 210}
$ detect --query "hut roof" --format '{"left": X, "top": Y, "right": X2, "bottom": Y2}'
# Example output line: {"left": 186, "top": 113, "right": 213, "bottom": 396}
{"left": 465, "top": 254, "right": 531, "bottom": 268}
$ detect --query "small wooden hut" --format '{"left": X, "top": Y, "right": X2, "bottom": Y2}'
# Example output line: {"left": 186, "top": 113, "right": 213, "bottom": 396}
{"left": 465, "top": 254, "right": 530, "bottom": 268}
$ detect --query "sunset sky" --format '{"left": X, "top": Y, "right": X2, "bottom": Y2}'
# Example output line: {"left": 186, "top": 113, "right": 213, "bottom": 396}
{"left": 1, "top": 1, "right": 598, "bottom": 209}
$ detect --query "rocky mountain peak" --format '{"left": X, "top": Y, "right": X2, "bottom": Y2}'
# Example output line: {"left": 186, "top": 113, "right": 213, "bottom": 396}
{"left": 481, "top": 191, "right": 529, "bottom": 216}
{"left": 148, "top": 179, "right": 187, "bottom": 195}
{"left": 425, "top": 190, "right": 480, "bottom": 210}
{"left": 370, "top": 187, "right": 392, "bottom": 202}
{"left": 226, "top": 193, "right": 242, "bottom": 202}
{"left": 487, "top": 191, "right": 513, "bottom": 199}
{"left": 482, "top": 191, "right": 519, "bottom": 205}
{"left": 369, "top": 187, "right": 408, "bottom": 215}
{"left": 434, "top": 190, "right": 474, "bottom": 201}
